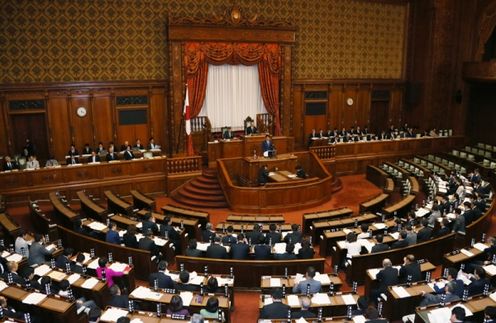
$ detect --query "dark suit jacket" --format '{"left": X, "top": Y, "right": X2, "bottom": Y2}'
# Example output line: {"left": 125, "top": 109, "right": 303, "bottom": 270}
{"left": 297, "top": 246, "right": 314, "bottom": 259}
{"left": 123, "top": 150, "right": 134, "bottom": 160}
{"left": 254, "top": 244, "right": 271, "bottom": 260}
{"left": 148, "top": 272, "right": 175, "bottom": 289}
{"left": 274, "top": 252, "right": 297, "bottom": 260}
{"left": 435, "top": 226, "right": 450, "bottom": 237}
{"left": 185, "top": 248, "right": 203, "bottom": 257}
{"left": 205, "top": 244, "right": 228, "bottom": 259}
{"left": 258, "top": 168, "right": 269, "bottom": 185}
{"left": 202, "top": 230, "right": 216, "bottom": 243}
{"left": 371, "top": 243, "right": 390, "bottom": 253}
{"left": 246, "top": 126, "right": 257, "bottom": 135}
{"left": 284, "top": 231, "right": 302, "bottom": 244}
{"left": 262, "top": 140, "right": 273, "bottom": 153}
{"left": 88, "top": 155, "right": 100, "bottom": 163}
{"left": 266, "top": 231, "right": 282, "bottom": 245}
{"left": 108, "top": 294, "right": 129, "bottom": 309}
{"left": 260, "top": 301, "right": 291, "bottom": 319}
{"left": 142, "top": 220, "right": 159, "bottom": 235}
{"left": 398, "top": 262, "right": 421, "bottom": 283}
{"left": 247, "top": 231, "right": 265, "bottom": 245}
{"left": 139, "top": 237, "right": 158, "bottom": 254}
{"left": 3, "top": 161, "right": 18, "bottom": 171}
{"left": 106, "top": 152, "right": 118, "bottom": 161}
{"left": 123, "top": 233, "right": 139, "bottom": 249}
{"left": 176, "top": 282, "right": 197, "bottom": 292}
{"left": 231, "top": 243, "right": 249, "bottom": 260}
{"left": 391, "top": 239, "right": 408, "bottom": 249}
{"left": 221, "top": 235, "right": 237, "bottom": 245}
{"left": 292, "top": 310, "right": 316, "bottom": 319}
{"left": 417, "top": 227, "right": 433, "bottom": 242}
{"left": 105, "top": 230, "right": 121, "bottom": 244}
{"left": 468, "top": 278, "right": 489, "bottom": 296}
{"left": 55, "top": 255, "right": 71, "bottom": 270}
{"left": 376, "top": 267, "right": 399, "bottom": 292}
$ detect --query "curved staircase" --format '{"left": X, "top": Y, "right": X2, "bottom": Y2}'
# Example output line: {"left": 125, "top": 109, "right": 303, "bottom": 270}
{"left": 170, "top": 168, "right": 228, "bottom": 208}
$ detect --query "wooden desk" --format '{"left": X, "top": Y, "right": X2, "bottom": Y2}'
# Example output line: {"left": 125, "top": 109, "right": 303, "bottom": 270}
{"left": 383, "top": 194, "right": 416, "bottom": 217}
{"left": 260, "top": 274, "right": 342, "bottom": 293}
{"left": 386, "top": 282, "right": 434, "bottom": 320}
{"left": 104, "top": 190, "right": 134, "bottom": 217}
{"left": 100, "top": 307, "right": 222, "bottom": 322}
{"left": 49, "top": 192, "right": 79, "bottom": 228}
{"left": 0, "top": 213, "right": 22, "bottom": 244}
{"left": 312, "top": 213, "right": 377, "bottom": 243}
{"left": 226, "top": 214, "right": 285, "bottom": 223}
{"left": 359, "top": 193, "right": 389, "bottom": 213}
{"left": 77, "top": 190, "right": 107, "bottom": 222}
{"left": 303, "top": 207, "right": 353, "bottom": 234}
{"left": 161, "top": 205, "right": 209, "bottom": 228}
{"left": 443, "top": 243, "right": 490, "bottom": 269}
{"left": 131, "top": 190, "right": 155, "bottom": 210}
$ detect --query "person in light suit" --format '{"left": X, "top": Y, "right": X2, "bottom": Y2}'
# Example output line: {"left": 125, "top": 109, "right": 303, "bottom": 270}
{"left": 28, "top": 234, "right": 54, "bottom": 266}
{"left": 292, "top": 266, "right": 322, "bottom": 294}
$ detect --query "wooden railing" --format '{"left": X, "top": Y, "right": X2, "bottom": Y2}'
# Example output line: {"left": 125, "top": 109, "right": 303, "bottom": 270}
{"left": 256, "top": 113, "right": 272, "bottom": 134}
{"left": 166, "top": 156, "right": 202, "bottom": 174}
{"left": 311, "top": 145, "right": 336, "bottom": 160}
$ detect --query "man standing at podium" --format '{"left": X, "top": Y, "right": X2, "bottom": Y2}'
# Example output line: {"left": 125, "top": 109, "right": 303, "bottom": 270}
{"left": 262, "top": 135, "right": 273, "bottom": 156}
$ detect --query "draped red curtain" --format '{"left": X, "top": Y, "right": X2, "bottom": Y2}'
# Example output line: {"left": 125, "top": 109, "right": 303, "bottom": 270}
{"left": 183, "top": 42, "right": 281, "bottom": 135}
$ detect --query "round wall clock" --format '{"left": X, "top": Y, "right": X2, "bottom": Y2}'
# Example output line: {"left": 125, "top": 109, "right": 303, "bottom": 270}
{"left": 76, "top": 106, "right": 87, "bottom": 117}
{"left": 346, "top": 98, "right": 354, "bottom": 106}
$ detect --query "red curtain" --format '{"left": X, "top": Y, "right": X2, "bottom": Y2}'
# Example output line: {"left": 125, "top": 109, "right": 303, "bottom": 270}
{"left": 184, "top": 42, "right": 281, "bottom": 135}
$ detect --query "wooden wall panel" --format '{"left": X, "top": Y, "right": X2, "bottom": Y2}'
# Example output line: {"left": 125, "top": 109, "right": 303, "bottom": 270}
{"left": 149, "top": 87, "right": 167, "bottom": 152}
{"left": 92, "top": 95, "right": 114, "bottom": 146}
{"left": 69, "top": 95, "right": 93, "bottom": 150}
{"left": 0, "top": 97, "right": 8, "bottom": 157}
{"left": 47, "top": 94, "right": 71, "bottom": 159}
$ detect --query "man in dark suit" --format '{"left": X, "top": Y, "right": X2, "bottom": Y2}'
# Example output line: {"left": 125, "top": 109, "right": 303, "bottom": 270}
{"left": 105, "top": 222, "right": 121, "bottom": 244}
{"left": 176, "top": 271, "right": 197, "bottom": 292}
{"left": 205, "top": 236, "right": 228, "bottom": 259}
{"left": 148, "top": 261, "right": 174, "bottom": 289}
{"left": 160, "top": 217, "right": 180, "bottom": 250}
{"left": 420, "top": 281, "right": 460, "bottom": 306}
{"left": 88, "top": 151, "right": 100, "bottom": 163}
{"left": 2, "top": 156, "right": 18, "bottom": 171}
{"left": 246, "top": 122, "right": 257, "bottom": 135}
{"left": 66, "top": 155, "right": 80, "bottom": 165}
{"left": 371, "top": 234, "right": 390, "bottom": 253}
{"left": 82, "top": 143, "right": 92, "bottom": 155}
{"left": 398, "top": 254, "right": 422, "bottom": 283}
{"left": 28, "top": 233, "right": 55, "bottom": 266}
{"left": 138, "top": 230, "right": 158, "bottom": 256}
{"left": 202, "top": 223, "right": 216, "bottom": 242}
{"left": 260, "top": 288, "right": 291, "bottom": 319}
{"left": 254, "top": 243, "right": 272, "bottom": 260}
{"left": 221, "top": 226, "right": 237, "bottom": 245}
{"left": 284, "top": 224, "right": 303, "bottom": 244}
{"left": 107, "top": 285, "right": 129, "bottom": 308}
{"left": 55, "top": 248, "right": 74, "bottom": 270}
{"left": 433, "top": 267, "right": 463, "bottom": 298}
{"left": 262, "top": 135, "right": 273, "bottom": 154}
{"left": 462, "top": 201, "right": 475, "bottom": 226}
{"left": 72, "top": 253, "right": 86, "bottom": 274}
{"left": 391, "top": 230, "right": 409, "bottom": 249}
{"left": 222, "top": 127, "right": 234, "bottom": 139}
{"left": 274, "top": 243, "right": 297, "bottom": 260}
{"left": 435, "top": 218, "right": 450, "bottom": 237}
{"left": 292, "top": 266, "right": 321, "bottom": 294}
{"left": 3, "top": 261, "right": 25, "bottom": 285}
{"left": 258, "top": 164, "right": 269, "bottom": 186}
{"left": 185, "top": 239, "right": 203, "bottom": 257}
{"left": 133, "top": 139, "right": 144, "bottom": 150}
{"left": 467, "top": 266, "right": 489, "bottom": 296}
{"left": 416, "top": 219, "right": 433, "bottom": 243}
{"left": 452, "top": 208, "right": 466, "bottom": 233}
{"left": 106, "top": 146, "right": 119, "bottom": 161}
{"left": 67, "top": 144, "right": 79, "bottom": 157}
{"left": 297, "top": 238, "right": 314, "bottom": 259}
{"left": 265, "top": 223, "right": 282, "bottom": 245}
{"left": 123, "top": 146, "right": 134, "bottom": 160}
{"left": 230, "top": 234, "right": 249, "bottom": 260}
{"left": 247, "top": 224, "right": 265, "bottom": 245}
{"left": 123, "top": 225, "right": 139, "bottom": 248}
{"left": 141, "top": 213, "right": 159, "bottom": 236}
{"left": 370, "top": 258, "right": 398, "bottom": 301}
{"left": 291, "top": 297, "right": 315, "bottom": 319}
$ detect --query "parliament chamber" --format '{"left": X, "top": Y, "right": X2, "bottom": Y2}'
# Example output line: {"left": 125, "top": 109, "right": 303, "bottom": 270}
{"left": 2, "top": 1, "right": 496, "bottom": 322}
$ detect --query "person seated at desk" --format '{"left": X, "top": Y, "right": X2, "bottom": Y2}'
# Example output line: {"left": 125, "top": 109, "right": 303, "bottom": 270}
{"left": 435, "top": 218, "right": 450, "bottom": 237}
{"left": 292, "top": 296, "right": 316, "bottom": 319}
{"left": 433, "top": 267, "right": 463, "bottom": 298}
{"left": 202, "top": 222, "right": 216, "bottom": 243}
{"left": 167, "top": 295, "right": 190, "bottom": 317}
{"left": 405, "top": 224, "right": 417, "bottom": 246}
{"left": 416, "top": 219, "right": 432, "bottom": 242}
{"left": 452, "top": 208, "right": 466, "bottom": 234}
{"left": 3, "top": 156, "right": 18, "bottom": 171}
{"left": 357, "top": 223, "right": 371, "bottom": 239}
{"left": 222, "top": 127, "right": 234, "bottom": 140}
{"left": 206, "top": 276, "right": 223, "bottom": 294}
{"left": 247, "top": 223, "right": 265, "bottom": 245}
{"left": 20, "top": 266, "right": 41, "bottom": 290}
{"left": 221, "top": 225, "right": 237, "bottom": 245}
{"left": 465, "top": 266, "right": 489, "bottom": 296}
{"left": 26, "top": 155, "right": 40, "bottom": 170}
{"left": 160, "top": 216, "right": 180, "bottom": 250}
{"left": 123, "top": 145, "right": 135, "bottom": 160}
{"left": 292, "top": 266, "right": 321, "bottom": 294}
{"left": 0, "top": 296, "right": 24, "bottom": 320}
{"left": 185, "top": 239, "right": 203, "bottom": 257}
{"left": 3, "top": 261, "right": 25, "bottom": 285}
{"left": 206, "top": 236, "right": 228, "bottom": 259}
{"left": 59, "top": 279, "right": 99, "bottom": 314}
{"left": 87, "top": 151, "right": 100, "bottom": 163}
{"left": 97, "top": 257, "right": 126, "bottom": 287}
{"left": 138, "top": 229, "right": 159, "bottom": 256}
{"left": 262, "top": 135, "right": 274, "bottom": 156}
{"left": 45, "top": 155, "right": 59, "bottom": 167}
{"left": 141, "top": 212, "right": 159, "bottom": 235}
{"left": 200, "top": 296, "right": 221, "bottom": 320}
{"left": 419, "top": 281, "right": 460, "bottom": 306}
{"left": 231, "top": 234, "right": 249, "bottom": 260}
{"left": 297, "top": 238, "right": 314, "bottom": 259}
{"left": 105, "top": 222, "right": 121, "bottom": 245}
{"left": 14, "top": 229, "right": 30, "bottom": 257}
{"left": 246, "top": 121, "right": 258, "bottom": 135}
{"left": 371, "top": 234, "right": 390, "bottom": 253}
{"left": 149, "top": 260, "right": 174, "bottom": 289}
{"left": 106, "top": 146, "right": 119, "bottom": 161}
{"left": 266, "top": 223, "right": 282, "bottom": 245}
{"left": 398, "top": 254, "right": 421, "bottom": 283}
{"left": 485, "top": 306, "right": 496, "bottom": 323}
{"left": 274, "top": 243, "right": 297, "bottom": 260}
{"left": 148, "top": 137, "right": 160, "bottom": 150}
{"left": 123, "top": 224, "right": 139, "bottom": 249}
{"left": 95, "top": 142, "right": 105, "bottom": 154}
{"left": 120, "top": 140, "right": 130, "bottom": 152}
{"left": 107, "top": 285, "right": 129, "bottom": 309}
{"left": 260, "top": 288, "right": 291, "bottom": 319}
{"left": 284, "top": 224, "right": 303, "bottom": 244}
{"left": 254, "top": 242, "right": 271, "bottom": 260}
{"left": 342, "top": 232, "right": 367, "bottom": 266}
{"left": 28, "top": 233, "right": 54, "bottom": 266}
{"left": 295, "top": 165, "right": 306, "bottom": 179}
{"left": 258, "top": 164, "right": 269, "bottom": 186}
{"left": 72, "top": 253, "right": 86, "bottom": 274}
{"left": 82, "top": 143, "right": 93, "bottom": 155}
{"left": 134, "top": 138, "right": 144, "bottom": 150}
{"left": 55, "top": 247, "right": 74, "bottom": 269}
{"left": 67, "top": 144, "right": 79, "bottom": 157}
{"left": 370, "top": 258, "right": 398, "bottom": 302}
{"left": 176, "top": 270, "right": 197, "bottom": 292}
{"left": 391, "top": 230, "right": 409, "bottom": 249}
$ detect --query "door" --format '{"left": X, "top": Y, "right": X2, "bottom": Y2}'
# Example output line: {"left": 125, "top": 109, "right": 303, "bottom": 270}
{"left": 10, "top": 113, "right": 49, "bottom": 161}
{"left": 369, "top": 101, "right": 389, "bottom": 134}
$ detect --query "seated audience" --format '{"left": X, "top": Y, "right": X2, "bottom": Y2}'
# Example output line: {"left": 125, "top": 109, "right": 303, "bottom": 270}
{"left": 134, "top": 139, "right": 144, "bottom": 150}
{"left": 292, "top": 266, "right": 321, "bottom": 294}
{"left": 148, "top": 260, "right": 174, "bottom": 289}
{"left": 433, "top": 267, "right": 463, "bottom": 298}
{"left": 123, "top": 145, "right": 134, "bottom": 160}
{"left": 88, "top": 151, "right": 100, "bottom": 163}
{"left": 28, "top": 233, "right": 54, "bottom": 266}
{"left": 420, "top": 281, "right": 460, "bottom": 306}
{"left": 274, "top": 243, "right": 297, "bottom": 260}
{"left": 206, "top": 276, "right": 221, "bottom": 294}
{"left": 298, "top": 238, "right": 314, "bottom": 259}
{"left": 2, "top": 156, "right": 18, "bottom": 171}
{"left": 405, "top": 224, "right": 417, "bottom": 245}
{"left": 202, "top": 222, "right": 216, "bottom": 243}
{"left": 45, "top": 155, "right": 59, "bottom": 167}
{"left": 398, "top": 254, "right": 421, "bottom": 283}
{"left": 138, "top": 229, "right": 159, "bottom": 256}
{"left": 206, "top": 236, "right": 228, "bottom": 259}
{"left": 221, "top": 225, "right": 237, "bottom": 245}
{"left": 370, "top": 258, "right": 398, "bottom": 302}
{"left": 0, "top": 296, "right": 24, "bottom": 320}
{"left": 82, "top": 143, "right": 93, "bottom": 154}
{"left": 435, "top": 218, "right": 450, "bottom": 237}
{"left": 265, "top": 223, "right": 282, "bottom": 245}
{"left": 167, "top": 295, "right": 190, "bottom": 317}
{"left": 452, "top": 208, "right": 466, "bottom": 233}
{"left": 3, "top": 261, "right": 24, "bottom": 285}
{"left": 72, "top": 253, "right": 86, "bottom": 274}
{"left": 247, "top": 223, "right": 265, "bottom": 245}
{"left": 26, "top": 155, "right": 40, "bottom": 169}
{"left": 106, "top": 146, "right": 118, "bottom": 161}
{"left": 291, "top": 296, "right": 315, "bottom": 319}
{"left": 200, "top": 296, "right": 221, "bottom": 319}
{"left": 105, "top": 222, "right": 121, "bottom": 245}
{"left": 107, "top": 285, "right": 129, "bottom": 308}
{"left": 284, "top": 224, "right": 302, "bottom": 244}
{"left": 258, "top": 164, "right": 269, "bottom": 186}
{"left": 416, "top": 219, "right": 432, "bottom": 242}
{"left": 176, "top": 270, "right": 197, "bottom": 292}
{"left": 160, "top": 217, "right": 180, "bottom": 249}
{"left": 14, "top": 229, "right": 30, "bottom": 257}
{"left": 58, "top": 279, "right": 98, "bottom": 314}
{"left": 96, "top": 256, "right": 125, "bottom": 287}
{"left": 357, "top": 223, "right": 370, "bottom": 239}
{"left": 391, "top": 230, "right": 409, "bottom": 249}
{"left": 148, "top": 137, "right": 160, "bottom": 150}
{"left": 185, "top": 239, "right": 203, "bottom": 257}
{"left": 123, "top": 224, "right": 139, "bottom": 248}
{"left": 231, "top": 234, "right": 249, "bottom": 260}
{"left": 254, "top": 243, "right": 271, "bottom": 260}
{"left": 55, "top": 247, "right": 74, "bottom": 269}
{"left": 141, "top": 212, "right": 159, "bottom": 235}
{"left": 467, "top": 266, "right": 489, "bottom": 296}
{"left": 259, "top": 288, "right": 290, "bottom": 319}
{"left": 371, "top": 234, "right": 390, "bottom": 253}
{"left": 485, "top": 306, "right": 496, "bottom": 323}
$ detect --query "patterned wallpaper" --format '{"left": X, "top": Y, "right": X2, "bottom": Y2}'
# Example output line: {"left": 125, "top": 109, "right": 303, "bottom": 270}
{"left": 0, "top": 0, "right": 407, "bottom": 83}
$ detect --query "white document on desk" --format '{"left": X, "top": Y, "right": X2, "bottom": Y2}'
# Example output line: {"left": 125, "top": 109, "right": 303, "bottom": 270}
{"left": 368, "top": 268, "right": 380, "bottom": 280}
{"left": 180, "top": 291, "right": 193, "bottom": 306}
{"left": 6, "top": 253, "right": 23, "bottom": 262}
{"left": 81, "top": 277, "right": 99, "bottom": 289}
{"left": 217, "top": 277, "right": 233, "bottom": 286}
{"left": 100, "top": 308, "right": 129, "bottom": 322}
{"left": 341, "top": 294, "right": 356, "bottom": 305}
{"left": 87, "top": 258, "right": 100, "bottom": 269}
{"left": 295, "top": 318, "right": 309, "bottom": 323}
{"left": 352, "top": 315, "right": 366, "bottom": 323}
{"left": 287, "top": 294, "right": 300, "bottom": 307}
{"left": 68, "top": 273, "right": 81, "bottom": 284}
{"left": 361, "top": 240, "right": 375, "bottom": 253}
{"left": 273, "top": 243, "right": 286, "bottom": 254}
{"left": 0, "top": 280, "right": 8, "bottom": 292}
{"left": 392, "top": 286, "right": 410, "bottom": 298}
{"left": 47, "top": 270, "right": 67, "bottom": 281}
{"left": 269, "top": 278, "right": 281, "bottom": 287}
{"left": 130, "top": 286, "right": 149, "bottom": 299}
{"left": 153, "top": 237, "right": 167, "bottom": 246}
{"left": 34, "top": 264, "right": 51, "bottom": 277}
{"left": 427, "top": 306, "right": 451, "bottom": 323}
{"left": 373, "top": 223, "right": 386, "bottom": 230}
{"left": 311, "top": 293, "right": 331, "bottom": 305}
{"left": 196, "top": 242, "right": 209, "bottom": 251}
{"left": 314, "top": 273, "right": 331, "bottom": 285}
{"left": 474, "top": 242, "right": 488, "bottom": 252}
{"left": 337, "top": 240, "right": 346, "bottom": 249}
{"left": 389, "top": 232, "right": 400, "bottom": 240}
{"left": 109, "top": 263, "right": 127, "bottom": 272}
{"left": 484, "top": 264, "right": 496, "bottom": 276}
{"left": 87, "top": 221, "right": 107, "bottom": 231}
{"left": 460, "top": 249, "right": 474, "bottom": 257}
{"left": 189, "top": 275, "right": 205, "bottom": 285}
{"left": 490, "top": 291, "right": 496, "bottom": 302}
{"left": 263, "top": 296, "right": 273, "bottom": 306}
{"left": 22, "top": 292, "right": 47, "bottom": 305}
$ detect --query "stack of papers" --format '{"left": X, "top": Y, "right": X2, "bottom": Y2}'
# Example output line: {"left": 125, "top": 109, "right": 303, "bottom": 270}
{"left": 87, "top": 258, "right": 100, "bottom": 269}
{"left": 389, "top": 232, "right": 400, "bottom": 240}
{"left": 310, "top": 293, "right": 331, "bottom": 305}
{"left": 373, "top": 223, "right": 386, "bottom": 230}
{"left": 100, "top": 308, "right": 129, "bottom": 322}
{"left": 153, "top": 237, "right": 167, "bottom": 246}
{"left": 286, "top": 294, "right": 300, "bottom": 306}
{"left": 22, "top": 292, "right": 47, "bottom": 305}
{"left": 87, "top": 221, "right": 108, "bottom": 231}
{"left": 341, "top": 294, "right": 356, "bottom": 305}
{"left": 367, "top": 268, "right": 381, "bottom": 280}
{"left": 392, "top": 286, "right": 410, "bottom": 298}
{"left": 273, "top": 243, "right": 286, "bottom": 254}
{"left": 81, "top": 277, "right": 99, "bottom": 289}
{"left": 352, "top": 316, "right": 366, "bottom": 323}
{"left": 473, "top": 243, "right": 488, "bottom": 252}
{"left": 269, "top": 278, "right": 281, "bottom": 287}
{"left": 67, "top": 273, "right": 81, "bottom": 284}
{"left": 263, "top": 296, "right": 273, "bottom": 306}
{"left": 216, "top": 277, "right": 233, "bottom": 286}
{"left": 460, "top": 249, "right": 474, "bottom": 257}
{"left": 34, "top": 264, "right": 52, "bottom": 276}
{"left": 484, "top": 264, "right": 496, "bottom": 276}
{"left": 130, "top": 286, "right": 150, "bottom": 299}
{"left": 427, "top": 307, "right": 451, "bottom": 323}
{"left": 109, "top": 263, "right": 127, "bottom": 272}
{"left": 0, "top": 280, "right": 8, "bottom": 291}
{"left": 6, "top": 253, "right": 23, "bottom": 262}
{"left": 180, "top": 291, "right": 193, "bottom": 306}
{"left": 314, "top": 273, "right": 331, "bottom": 284}
{"left": 196, "top": 242, "right": 209, "bottom": 251}
{"left": 47, "top": 270, "right": 67, "bottom": 281}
